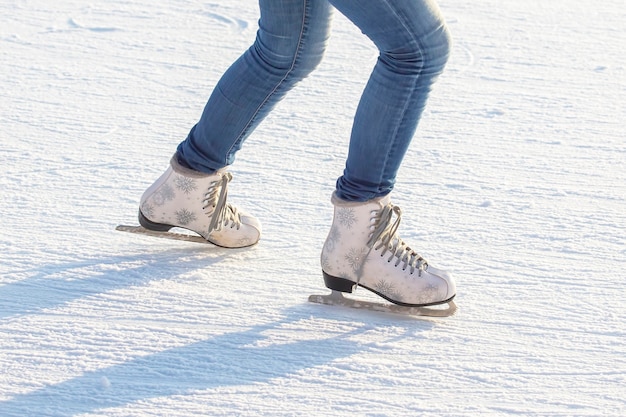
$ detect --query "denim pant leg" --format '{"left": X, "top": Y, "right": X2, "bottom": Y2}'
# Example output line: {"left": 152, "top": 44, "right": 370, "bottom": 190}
{"left": 331, "top": 0, "right": 451, "bottom": 201}
{"left": 176, "top": 0, "right": 332, "bottom": 173}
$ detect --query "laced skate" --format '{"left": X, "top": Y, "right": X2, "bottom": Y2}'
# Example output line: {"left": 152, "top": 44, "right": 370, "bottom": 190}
{"left": 310, "top": 192, "right": 457, "bottom": 317}
{"left": 117, "top": 155, "right": 261, "bottom": 248}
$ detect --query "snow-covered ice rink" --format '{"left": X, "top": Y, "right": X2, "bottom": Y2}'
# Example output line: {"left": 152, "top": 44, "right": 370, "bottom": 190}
{"left": 1, "top": 0, "right": 624, "bottom": 415}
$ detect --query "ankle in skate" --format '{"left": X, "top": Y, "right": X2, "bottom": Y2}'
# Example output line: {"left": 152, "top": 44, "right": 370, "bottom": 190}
{"left": 320, "top": 192, "right": 455, "bottom": 307}
{"left": 138, "top": 155, "right": 261, "bottom": 248}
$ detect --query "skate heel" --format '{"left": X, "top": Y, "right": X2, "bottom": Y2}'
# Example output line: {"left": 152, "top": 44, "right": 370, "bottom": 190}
{"left": 322, "top": 271, "right": 357, "bottom": 293}
{"left": 138, "top": 210, "right": 173, "bottom": 232}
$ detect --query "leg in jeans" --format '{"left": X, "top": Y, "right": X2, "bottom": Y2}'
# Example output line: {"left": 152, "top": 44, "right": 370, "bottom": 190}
{"left": 176, "top": 0, "right": 332, "bottom": 173}
{"left": 139, "top": 0, "right": 332, "bottom": 248}
{"left": 330, "top": 0, "right": 451, "bottom": 201}
{"left": 320, "top": 0, "right": 456, "bottom": 308}
{"left": 139, "top": 0, "right": 456, "bottom": 304}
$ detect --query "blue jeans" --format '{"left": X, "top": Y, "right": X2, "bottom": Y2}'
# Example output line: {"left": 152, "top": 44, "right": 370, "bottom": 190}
{"left": 177, "top": 0, "right": 451, "bottom": 202}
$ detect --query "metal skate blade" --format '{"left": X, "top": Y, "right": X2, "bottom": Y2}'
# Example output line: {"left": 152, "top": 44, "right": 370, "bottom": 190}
{"left": 115, "top": 225, "right": 210, "bottom": 244}
{"left": 308, "top": 291, "right": 457, "bottom": 317}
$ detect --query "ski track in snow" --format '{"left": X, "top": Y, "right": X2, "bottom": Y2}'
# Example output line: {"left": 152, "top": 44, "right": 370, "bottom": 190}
{"left": 1, "top": 0, "right": 625, "bottom": 416}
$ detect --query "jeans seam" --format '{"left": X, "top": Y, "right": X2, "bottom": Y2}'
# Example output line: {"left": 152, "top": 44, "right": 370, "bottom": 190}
{"left": 225, "top": 0, "right": 310, "bottom": 164}
{"left": 375, "top": 0, "right": 425, "bottom": 196}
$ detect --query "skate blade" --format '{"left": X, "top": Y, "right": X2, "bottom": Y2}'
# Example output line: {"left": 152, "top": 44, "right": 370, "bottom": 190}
{"left": 115, "top": 225, "right": 210, "bottom": 244}
{"left": 308, "top": 291, "right": 457, "bottom": 317}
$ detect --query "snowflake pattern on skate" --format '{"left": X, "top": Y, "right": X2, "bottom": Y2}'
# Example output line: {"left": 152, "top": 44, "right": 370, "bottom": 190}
{"left": 324, "top": 225, "right": 341, "bottom": 253}
{"left": 344, "top": 247, "right": 367, "bottom": 272}
{"left": 236, "top": 237, "right": 252, "bottom": 246}
{"left": 413, "top": 283, "right": 441, "bottom": 305}
{"left": 320, "top": 254, "right": 330, "bottom": 271}
{"left": 141, "top": 202, "right": 155, "bottom": 218}
{"left": 337, "top": 208, "right": 357, "bottom": 229}
{"left": 173, "top": 175, "right": 198, "bottom": 195}
{"left": 152, "top": 183, "right": 176, "bottom": 206}
{"left": 175, "top": 208, "right": 197, "bottom": 226}
{"left": 373, "top": 279, "right": 403, "bottom": 302}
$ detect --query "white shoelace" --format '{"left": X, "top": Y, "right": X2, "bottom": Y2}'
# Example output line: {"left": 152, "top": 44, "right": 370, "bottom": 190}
{"left": 367, "top": 204, "right": 428, "bottom": 275}
{"left": 203, "top": 172, "right": 242, "bottom": 233}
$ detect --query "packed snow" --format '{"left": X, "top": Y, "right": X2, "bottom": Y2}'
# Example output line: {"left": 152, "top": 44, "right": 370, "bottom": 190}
{"left": 1, "top": 0, "right": 625, "bottom": 415}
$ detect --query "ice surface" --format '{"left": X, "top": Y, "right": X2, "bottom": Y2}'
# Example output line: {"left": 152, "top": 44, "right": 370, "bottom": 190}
{"left": 1, "top": 0, "right": 625, "bottom": 415}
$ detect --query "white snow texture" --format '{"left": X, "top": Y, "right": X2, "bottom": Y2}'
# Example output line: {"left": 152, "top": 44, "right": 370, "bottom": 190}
{"left": 1, "top": 0, "right": 625, "bottom": 416}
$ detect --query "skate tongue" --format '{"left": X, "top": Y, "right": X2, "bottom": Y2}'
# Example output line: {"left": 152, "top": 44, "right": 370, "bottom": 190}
{"left": 367, "top": 205, "right": 397, "bottom": 248}
{"left": 207, "top": 173, "right": 241, "bottom": 233}
{"left": 369, "top": 205, "right": 427, "bottom": 275}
